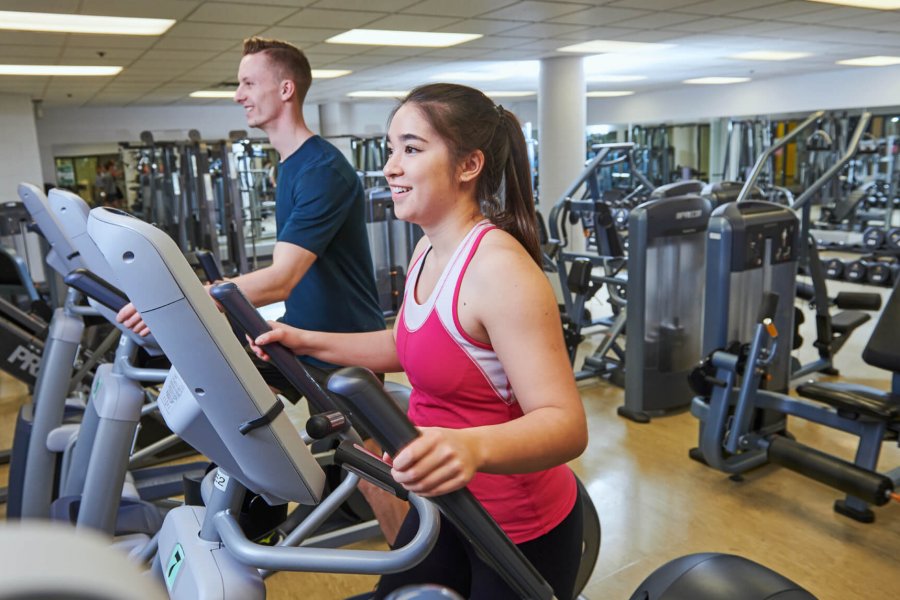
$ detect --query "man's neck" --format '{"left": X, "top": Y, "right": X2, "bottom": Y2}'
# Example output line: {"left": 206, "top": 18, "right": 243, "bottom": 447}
{"left": 266, "top": 114, "right": 315, "bottom": 162}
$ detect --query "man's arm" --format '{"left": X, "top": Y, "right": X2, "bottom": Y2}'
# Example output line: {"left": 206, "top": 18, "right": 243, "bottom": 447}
{"left": 226, "top": 241, "right": 316, "bottom": 307}
{"left": 117, "top": 241, "right": 315, "bottom": 335}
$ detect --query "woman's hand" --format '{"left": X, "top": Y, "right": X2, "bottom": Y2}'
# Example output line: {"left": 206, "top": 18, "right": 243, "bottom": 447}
{"left": 390, "top": 427, "right": 481, "bottom": 497}
{"left": 248, "top": 321, "right": 308, "bottom": 360}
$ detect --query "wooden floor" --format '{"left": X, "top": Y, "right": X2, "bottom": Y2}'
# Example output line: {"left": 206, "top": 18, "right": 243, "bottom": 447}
{"left": 0, "top": 294, "right": 898, "bottom": 599}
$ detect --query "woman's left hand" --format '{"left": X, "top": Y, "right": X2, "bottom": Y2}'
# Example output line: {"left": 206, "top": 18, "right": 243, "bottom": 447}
{"left": 389, "top": 427, "right": 481, "bottom": 497}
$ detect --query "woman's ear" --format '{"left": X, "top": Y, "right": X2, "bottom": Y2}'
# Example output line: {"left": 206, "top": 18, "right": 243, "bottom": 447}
{"left": 459, "top": 149, "right": 485, "bottom": 183}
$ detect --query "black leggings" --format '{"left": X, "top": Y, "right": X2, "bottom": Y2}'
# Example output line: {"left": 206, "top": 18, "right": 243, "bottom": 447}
{"left": 374, "top": 494, "right": 584, "bottom": 600}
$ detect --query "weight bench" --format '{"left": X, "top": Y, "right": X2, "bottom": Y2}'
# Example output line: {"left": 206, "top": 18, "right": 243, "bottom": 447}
{"left": 796, "top": 279, "right": 900, "bottom": 521}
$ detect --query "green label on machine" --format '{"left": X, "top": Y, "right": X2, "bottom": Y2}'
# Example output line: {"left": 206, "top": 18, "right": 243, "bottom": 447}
{"left": 164, "top": 543, "right": 185, "bottom": 591}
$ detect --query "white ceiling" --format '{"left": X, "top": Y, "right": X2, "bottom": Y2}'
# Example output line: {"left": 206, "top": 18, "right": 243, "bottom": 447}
{"left": 2, "top": 0, "right": 900, "bottom": 107}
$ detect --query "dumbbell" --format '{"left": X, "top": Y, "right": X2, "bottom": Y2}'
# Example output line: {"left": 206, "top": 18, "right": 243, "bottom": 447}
{"left": 865, "top": 257, "right": 899, "bottom": 287}
{"left": 887, "top": 227, "right": 900, "bottom": 250}
{"left": 862, "top": 226, "right": 885, "bottom": 250}
{"left": 824, "top": 258, "right": 845, "bottom": 280}
{"left": 844, "top": 259, "right": 868, "bottom": 283}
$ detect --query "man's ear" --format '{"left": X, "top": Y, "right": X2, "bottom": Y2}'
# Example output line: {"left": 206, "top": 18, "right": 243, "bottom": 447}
{"left": 280, "top": 79, "right": 296, "bottom": 102}
{"left": 459, "top": 149, "right": 485, "bottom": 183}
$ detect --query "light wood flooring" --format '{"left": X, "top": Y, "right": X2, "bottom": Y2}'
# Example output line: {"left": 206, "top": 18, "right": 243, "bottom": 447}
{"left": 0, "top": 294, "right": 897, "bottom": 599}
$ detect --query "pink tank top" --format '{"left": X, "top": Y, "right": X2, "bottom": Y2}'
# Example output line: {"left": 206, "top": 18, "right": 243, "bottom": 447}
{"left": 396, "top": 221, "right": 576, "bottom": 543}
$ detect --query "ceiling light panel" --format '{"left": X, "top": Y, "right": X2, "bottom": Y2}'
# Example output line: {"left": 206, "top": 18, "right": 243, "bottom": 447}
{"left": 683, "top": 76, "right": 751, "bottom": 84}
{"left": 837, "top": 55, "right": 900, "bottom": 66}
{"left": 558, "top": 40, "right": 673, "bottom": 54}
{"left": 347, "top": 90, "right": 409, "bottom": 98}
{"left": 327, "top": 29, "right": 482, "bottom": 47}
{"left": 190, "top": 91, "right": 235, "bottom": 98}
{"left": 806, "top": 0, "right": 900, "bottom": 9}
{"left": 0, "top": 10, "right": 175, "bottom": 36}
{"left": 483, "top": 91, "right": 535, "bottom": 97}
{"left": 586, "top": 75, "right": 647, "bottom": 82}
{"left": 311, "top": 69, "right": 352, "bottom": 78}
{"left": 586, "top": 91, "right": 634, "bottom": 97}
{"left": 730, "top": 51, "right": 813, "bottom": 61}
{"left": 0, "top": 65, "right": 123, "bottom": 76}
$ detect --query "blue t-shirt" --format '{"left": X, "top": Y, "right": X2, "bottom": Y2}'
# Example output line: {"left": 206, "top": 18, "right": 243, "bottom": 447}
{"left": 276, "top": 135, "right": 385, "bottom": 367}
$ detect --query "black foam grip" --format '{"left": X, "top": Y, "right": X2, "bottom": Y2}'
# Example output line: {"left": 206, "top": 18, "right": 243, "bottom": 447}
{"left": 63, "top": 268, "right": 128, "bottom": 312}
{"left": 195, "top": 249, "right": 223, "bottom": 283}
{"left": 834, "top": 292, "right": 882, "bottom": 312}
{"left": 326, "top": 366, "right": 555, "bottom": 600}
{"left": 209, "top": 282, "right": 338, "bottom": 414}
{"left": 768, "top": 435, "right": 893, "bottom": 506}
{"left": 795, "top": 282, "right": 815, "bottom": 301}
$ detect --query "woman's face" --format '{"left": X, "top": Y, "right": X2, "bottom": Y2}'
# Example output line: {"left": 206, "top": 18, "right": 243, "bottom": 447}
{"left": 383, "top": 103, "right": 462, "bottom": 226}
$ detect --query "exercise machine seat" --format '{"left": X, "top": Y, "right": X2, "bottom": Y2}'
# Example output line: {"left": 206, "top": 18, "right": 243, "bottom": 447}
{"left": 829, "top": 310, "right": 869, "bottom": 336}
{"left": 796, "top": 382, "right": 900, "bottom": 423}
{"left": 862, "top": 281, "right": 900, "bottom": 373}
{"left": 629, "top": 553, "right": 817, "bottom": 600}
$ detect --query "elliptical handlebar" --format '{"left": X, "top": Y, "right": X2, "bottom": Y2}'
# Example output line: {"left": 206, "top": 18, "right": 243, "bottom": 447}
{"left": 327, "top": 367, "right": 557, "bottom": 600}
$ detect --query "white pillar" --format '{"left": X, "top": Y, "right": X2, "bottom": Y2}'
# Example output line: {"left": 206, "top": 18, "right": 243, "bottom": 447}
{"left": 538, "top": 56, "right": 585, "bottom": 222}
{"left": 317, "top": 102, "right": 353, "bottom": 137}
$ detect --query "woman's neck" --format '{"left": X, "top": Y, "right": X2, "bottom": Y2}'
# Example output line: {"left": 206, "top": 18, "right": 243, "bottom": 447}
{"left": 422, "top": 207, "right": 485, "bottom": 263}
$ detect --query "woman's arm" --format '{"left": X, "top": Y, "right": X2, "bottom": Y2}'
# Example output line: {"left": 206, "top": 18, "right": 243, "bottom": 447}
{"left": 252, "top": 323, "right": 403, "bottom": 373}
{"left": 390, "top": 232, "right": 587, "bottom": 496}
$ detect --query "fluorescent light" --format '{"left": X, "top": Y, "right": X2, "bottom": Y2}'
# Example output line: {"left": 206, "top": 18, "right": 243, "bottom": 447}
{"left": 892, "top": 117, "right": 899, "bottom": 123}
{"left": 558, "top": 40, "right": 672, "bottom": 54}
{"left": 484, "top": 91, "right": 535, "bottom": 98}
{"left": 190, "top": 90, "right": 235, "bottom": 98}
{"left": 683, "top": 76, "right": 751, "bottom": 85}
{"left": 431, "top": 71, "right": 506, "bottom": 82}
{"left": 730, "top": 51, "right": 812, "bottom": 61}
{"left": 806, "top": 0, "right": 900, "bottom": 8}
{"left": 0, "top": 64, "right": 122, "bottom": 76}
{"left": 837, "top": 55, "right": 900, "bottom": 66}
{"left": 586, "top": 75, "right": 646, "bottom": 82}
{"left": 347, "top": 90, "right": 409, "bottom": 98}
{"left": 0, "top": 10, "right": 174, "bottom": 36}
{"left": 327, "top": 29, "right": 481, "bottom": 48}
{"left": 311, "top": 69, "right": 352, "bottom": 79}
{"left": 586, "top": 91, "right": 634, "bottom": 97}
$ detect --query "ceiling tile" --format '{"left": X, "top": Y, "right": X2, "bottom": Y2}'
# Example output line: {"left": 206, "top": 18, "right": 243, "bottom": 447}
{"left": 478, "top": 48, "right": 545, "bottom": 60}
{"left": 462, "top": 35, "right": 536, "bottom": 50}
{"left": 152, "top": 37, "right": 240, "bottom": 52}
{"left": 259, "top": 26, "right": 344, "bottom": 42}
{"left": 435, "top": 19, "right": 532, "bottom": 35}
{"left": 0, "top": 31, "right": 67, "bottom": 47}
{"left": 0, "top": 0, "right": 78, "bottom": 12}
{"left": 481, "top": 1, "right": 591, "bottom": 23}
{"left": 310, "top": 0, "right": 419, "bottom": 10}
{"left": 610, "top": 12, "right": 704, "bottom": 29}
{"left": 503, "top": 22, "right": 589, "bottom": 37}
{"left": 0, "top": 44, "right": 61, "bottom": 58}
{"left": 607, "top": 0, "right": 704, "bottom": 9}
{"left": 554, "top": 26, "right": 644, "bottom": 41}
{"left": 401, "top": 0, "right": 517, "bottom": 19}
{"left": 730, "top": 1, "right": 831, "bottom": 20}
{"left": 186, "top": 2, "right": 299, "bottom": 25}
{"left": 364, "top": 14, "right": 464, "bottom": 31}
{"left": 60, "top": 48, "right": 145, "bottom": 61}
{"left": 675, "top": 0, "right": 784, "bottom": 16}
{"left": 78, "top": 0, "right": 200, "bottom": 19}
{"left": 281, "top": 8, "right": 386, "bottom": 29}
{"left": 166, "top": 21, "right": 268, "bottom": 39}
{"left": 549, "top": 6, "right": 651, "bottom": 26}
{"left": 666, "top": 16, "right": 757, "bottom": 33}
{"left": 421, "top": 47, "right": 490, "bottom": 59}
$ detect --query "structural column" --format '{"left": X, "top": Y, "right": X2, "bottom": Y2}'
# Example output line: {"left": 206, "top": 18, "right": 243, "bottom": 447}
{"left": 538, "top": 56, "right": 585, "bottom": 221}
{"left": 318, "top": 102, "right": 353, "bottom": 137}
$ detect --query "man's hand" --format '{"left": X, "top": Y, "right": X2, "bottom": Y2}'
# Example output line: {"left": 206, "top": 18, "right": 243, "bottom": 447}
{"left": 117, "top": 302, "right": 150, "bottom": 337}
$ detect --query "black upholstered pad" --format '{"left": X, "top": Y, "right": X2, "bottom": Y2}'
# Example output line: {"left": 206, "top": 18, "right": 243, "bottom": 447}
{"left": 797, "top": 382, "right": 900, "bottom": 421}
{"left": 863, "top": 282, "right": 900, "bottom": 372}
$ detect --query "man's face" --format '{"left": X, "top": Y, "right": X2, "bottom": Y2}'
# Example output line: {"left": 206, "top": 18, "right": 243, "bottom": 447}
{"left": 235, "top": 52, "right": 283, "bottom": 130}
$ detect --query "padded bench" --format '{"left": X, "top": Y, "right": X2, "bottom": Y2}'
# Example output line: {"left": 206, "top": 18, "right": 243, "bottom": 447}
{"left": 797, "top": 382, "right": 900, "bottom": 425}
{"left": 830, "top": 310, "right": 870, "bottom": 336}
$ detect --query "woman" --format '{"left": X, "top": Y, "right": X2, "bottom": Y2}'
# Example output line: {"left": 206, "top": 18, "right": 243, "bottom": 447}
{"left": 251, "top": 83, "right": 587, "bottom": 599}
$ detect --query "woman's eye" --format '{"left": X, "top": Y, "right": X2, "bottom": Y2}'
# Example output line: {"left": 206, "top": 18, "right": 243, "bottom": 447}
{"left": 405, "top": 146, "right": 418, "bottom": 154}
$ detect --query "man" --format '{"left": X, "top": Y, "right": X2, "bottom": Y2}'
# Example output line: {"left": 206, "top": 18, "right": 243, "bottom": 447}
{"left": 118, "top": 37, "right": 405, "bottom": 542}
